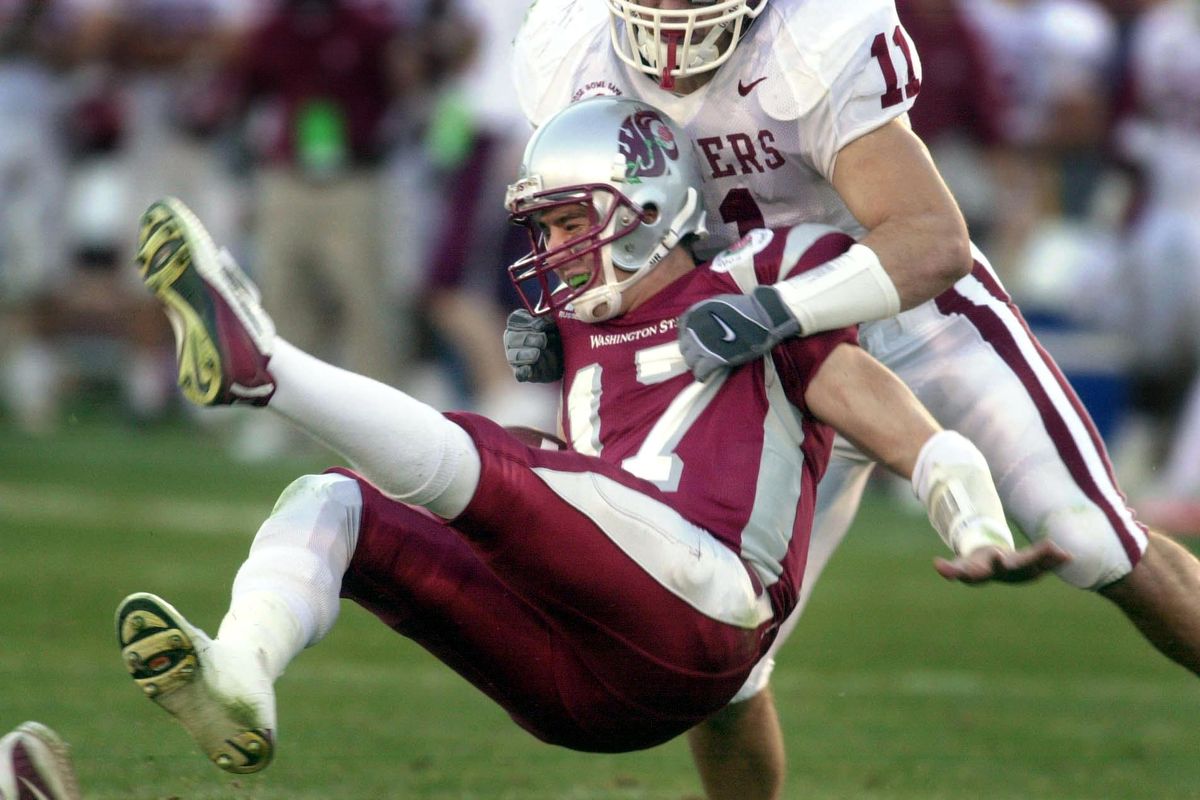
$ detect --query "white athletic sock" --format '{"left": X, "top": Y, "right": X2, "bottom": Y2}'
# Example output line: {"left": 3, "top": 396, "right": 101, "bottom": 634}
{"left": 216, "top": 592, "right": 306, "bottom": 683}
{"left": 217, "top": 474, "right": 363, "bottom": 679}
{"left": 267, "top": 339, "right": 480, "bottom": 518}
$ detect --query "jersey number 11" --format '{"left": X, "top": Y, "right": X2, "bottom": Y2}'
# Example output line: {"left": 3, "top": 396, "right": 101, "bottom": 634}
{"left": 871, "top": 25, "right": 920, "bottom": 109}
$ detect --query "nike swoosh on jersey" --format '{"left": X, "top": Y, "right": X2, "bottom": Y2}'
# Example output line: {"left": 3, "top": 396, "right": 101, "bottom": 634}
{"left": 737, "top": 76, "right": 767, "bottom": 96}
{"left": 710, "top": 312, "right": 738, "bottom": 343}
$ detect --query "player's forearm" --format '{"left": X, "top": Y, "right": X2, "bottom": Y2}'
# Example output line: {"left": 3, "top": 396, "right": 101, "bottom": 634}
{"left": 812, "top": 119, "right": 971, "bottom": 320}
{"left": 803, "top": 344, "right": 937, "bottom": 478}
{"left": 806, "top": 345, "right": 1015, "bottom": 556}
{"left": 857, "top": 204, "right": 971, "bottom": 310}
{"left": 773, "top": 241, "right": 901, "bottom": 337}
{"left": 772, "top": 203, "right": 968, "bottom": 340}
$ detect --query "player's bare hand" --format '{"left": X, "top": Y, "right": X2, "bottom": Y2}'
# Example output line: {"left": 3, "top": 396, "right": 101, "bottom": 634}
{"left": 933, "top": 540, "right": 1071, "bottom": 585}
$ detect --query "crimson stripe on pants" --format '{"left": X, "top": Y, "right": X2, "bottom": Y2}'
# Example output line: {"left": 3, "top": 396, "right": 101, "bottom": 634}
{"left": 935, "top": 262, "right": 1145, "bottom": 567}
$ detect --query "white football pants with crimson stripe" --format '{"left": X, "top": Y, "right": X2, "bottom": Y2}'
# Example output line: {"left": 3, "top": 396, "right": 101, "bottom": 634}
{"left": 732, "top": 245, "right": 1149, "bottom": 702}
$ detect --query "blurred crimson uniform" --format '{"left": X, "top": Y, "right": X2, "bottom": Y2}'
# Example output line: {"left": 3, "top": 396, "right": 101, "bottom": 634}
{"left": 893, "top": 0, "right": 1005, "bottom": 236}
{"left": 959, "top": 0, "right": 1115, "bottom": 149}
{"left": 894, "top": 0, "right": 1003, "bottom": 148}
{"left": 232, "top": 0, "right": 398, "bottom": 170}
{"left": 222, "top": 0, "right": 405, "bottom": 388}
{"left": 338, "top": 227, "right": 856, "bottom": 752}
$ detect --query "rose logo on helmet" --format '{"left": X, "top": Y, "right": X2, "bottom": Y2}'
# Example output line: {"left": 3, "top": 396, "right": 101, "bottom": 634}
{"left": 618, "top": 109, "right": 680, "bottom": 183}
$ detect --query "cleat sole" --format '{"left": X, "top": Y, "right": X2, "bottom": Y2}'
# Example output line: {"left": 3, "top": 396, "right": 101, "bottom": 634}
{"left": 136, "top": 200, "right": 228, "bottom": 406}
{"left": 135, "top": 197, "right": 275, "bottom": 407}
{"left": 115, "top": 593, "right": 274, "bottom": 774}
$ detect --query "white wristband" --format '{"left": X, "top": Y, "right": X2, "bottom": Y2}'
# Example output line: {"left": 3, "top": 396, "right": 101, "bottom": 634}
{"left": 774, "top": 243, "right": 901, "bottom": 335}
{"left": 911, "top": 430, "right": 1015, "bottom": 556}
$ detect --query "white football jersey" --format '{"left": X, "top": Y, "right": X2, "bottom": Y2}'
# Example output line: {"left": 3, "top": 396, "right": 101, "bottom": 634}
{"left": 514, "top": 0, "right": 921, "bottom": 259}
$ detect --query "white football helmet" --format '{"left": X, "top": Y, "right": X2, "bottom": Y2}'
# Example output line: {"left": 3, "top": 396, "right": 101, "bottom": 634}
{"left": 607, "top": 0, "right": 767, "bottom": 89}
{"left": 506, "top": 96, "right": 708, "bottom": 323}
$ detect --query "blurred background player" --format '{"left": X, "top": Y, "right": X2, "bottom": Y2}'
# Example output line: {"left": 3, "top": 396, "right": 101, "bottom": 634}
{"left": 110, "top": 0, "right": 260, "bottom": 257}
{"left": 200, "top": 0, "right": 413, "bottom": 457}
{"left": 1109, "top": 0, "right": 1200, "bottom": 533}
{"left": 414, "top": 0, "right": 557, "bottom": 429}
{"left": 894, "top": 0, "right": 1006, "bottom": 246}
{"left": 0, "top": 0, "right": 173, "bottom": 433}
{"left": 959, "top": 0, "right": 1119, "bottom": 284}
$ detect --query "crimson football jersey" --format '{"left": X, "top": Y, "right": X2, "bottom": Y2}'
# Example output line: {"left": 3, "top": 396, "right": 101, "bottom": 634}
{"left": 554, "top": 227, "right": 857, "bottom": 614}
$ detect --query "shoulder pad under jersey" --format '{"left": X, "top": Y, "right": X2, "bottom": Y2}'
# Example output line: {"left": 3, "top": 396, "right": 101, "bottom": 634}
{"left": 765, "top": 0, "right": 920, "bottom": 176}
{"left": 768, "top": 0, "right": 907, "bottom": 86}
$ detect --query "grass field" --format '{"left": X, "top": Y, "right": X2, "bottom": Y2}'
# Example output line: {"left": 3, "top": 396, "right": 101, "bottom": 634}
{"left": 2, "top": 416, "right": 1199, "bottom": 799}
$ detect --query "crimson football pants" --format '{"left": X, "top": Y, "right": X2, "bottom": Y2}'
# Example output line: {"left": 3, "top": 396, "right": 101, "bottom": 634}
{"left": 336, "top": 414, "right": 774, "bottom": 753}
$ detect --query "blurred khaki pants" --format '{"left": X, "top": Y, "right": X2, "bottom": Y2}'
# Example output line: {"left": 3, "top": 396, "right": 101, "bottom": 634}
{"left": 255, "top": 167, "right": 398, "bottom": 386}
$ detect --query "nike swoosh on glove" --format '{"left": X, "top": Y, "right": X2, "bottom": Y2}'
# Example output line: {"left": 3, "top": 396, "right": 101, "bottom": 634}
{"left": 504, "top": 308, "right": 564, "bottom": 383}
{"left": 678, "top": 285, "right": 801, "bottom": 382}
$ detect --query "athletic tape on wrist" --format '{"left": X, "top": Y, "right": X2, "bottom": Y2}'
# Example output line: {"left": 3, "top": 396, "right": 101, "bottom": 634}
{"left": 912, "top": 430, "right": 1015, "bottom": 555}
{"left": 774, "top": 243, "right": 900, "bottom": 335}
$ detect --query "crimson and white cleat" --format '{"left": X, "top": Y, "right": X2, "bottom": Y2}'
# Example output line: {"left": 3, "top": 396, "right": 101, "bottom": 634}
{"left": 116, "top": 593, "right": 277, "bottom": 774}
{"left": 136, "top": 197, "right": 276, "bottom": 406}
{"left": 0, "top": 721, "right": 82, "bottom": 800}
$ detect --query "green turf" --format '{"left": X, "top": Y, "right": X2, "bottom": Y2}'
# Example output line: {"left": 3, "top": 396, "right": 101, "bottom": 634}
{"left": 1, "top": 420, "right": 1198, "bottom": 799}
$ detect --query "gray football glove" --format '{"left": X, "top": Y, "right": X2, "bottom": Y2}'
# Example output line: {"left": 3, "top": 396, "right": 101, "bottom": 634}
{"left": 504, "top": 308, "right": 564, "bottom": 383}
{"left": 678, "top": 285, "right": 801, "bottom": 382}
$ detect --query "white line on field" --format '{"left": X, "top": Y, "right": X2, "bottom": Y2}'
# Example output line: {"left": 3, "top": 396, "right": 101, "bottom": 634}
{"left": 777, "top": 668, "right": 1191, "bottom": 702}
{"left": 0, "top": 482, "right": 271, "bottom": 536}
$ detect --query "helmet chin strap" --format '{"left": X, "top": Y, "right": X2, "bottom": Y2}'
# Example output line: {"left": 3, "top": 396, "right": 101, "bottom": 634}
{"left": 571, "top": 283, "right": 625, "bottom": 323}
{"left": 570, "top": 188, "right": 703, "bottom": 324}
{"left": 569, "top": 240, "right": 626, "bottom": 322}
{"left": 643, "top": 186, "right": 703, "bottom": 268}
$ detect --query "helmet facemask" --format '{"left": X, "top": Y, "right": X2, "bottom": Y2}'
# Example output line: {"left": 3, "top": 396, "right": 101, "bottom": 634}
{"left": 607, "top": 0, "right": 766, "bottom": 89}
{"left": 507, "top": 180, "right": 705, "bottom": 323}
{"left": 508, "top": 181, "right": 647, "bottom": 323}
{"left": 505, "top": 98, "right": 709, "bottom": 323}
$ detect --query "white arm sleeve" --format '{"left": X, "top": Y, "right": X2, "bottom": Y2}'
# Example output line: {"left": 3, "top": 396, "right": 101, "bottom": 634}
{"left": 774, "top": 242, "right": 900, "bottom": 334}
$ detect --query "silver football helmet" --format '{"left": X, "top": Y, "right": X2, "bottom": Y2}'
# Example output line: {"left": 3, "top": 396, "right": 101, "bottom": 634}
{"left": 506, "top": 96, "right": 708, "bottom": 323}
{"left": 607, "top": 0, "right": 767, "bottom": 89}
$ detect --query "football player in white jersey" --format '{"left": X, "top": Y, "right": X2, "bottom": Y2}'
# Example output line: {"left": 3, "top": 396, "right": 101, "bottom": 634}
{"left": 503, "top": 2, "right": 1200, "bottom": 798}
{"left": 112, "top": 97, "right": 1063, "bottom": 778}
